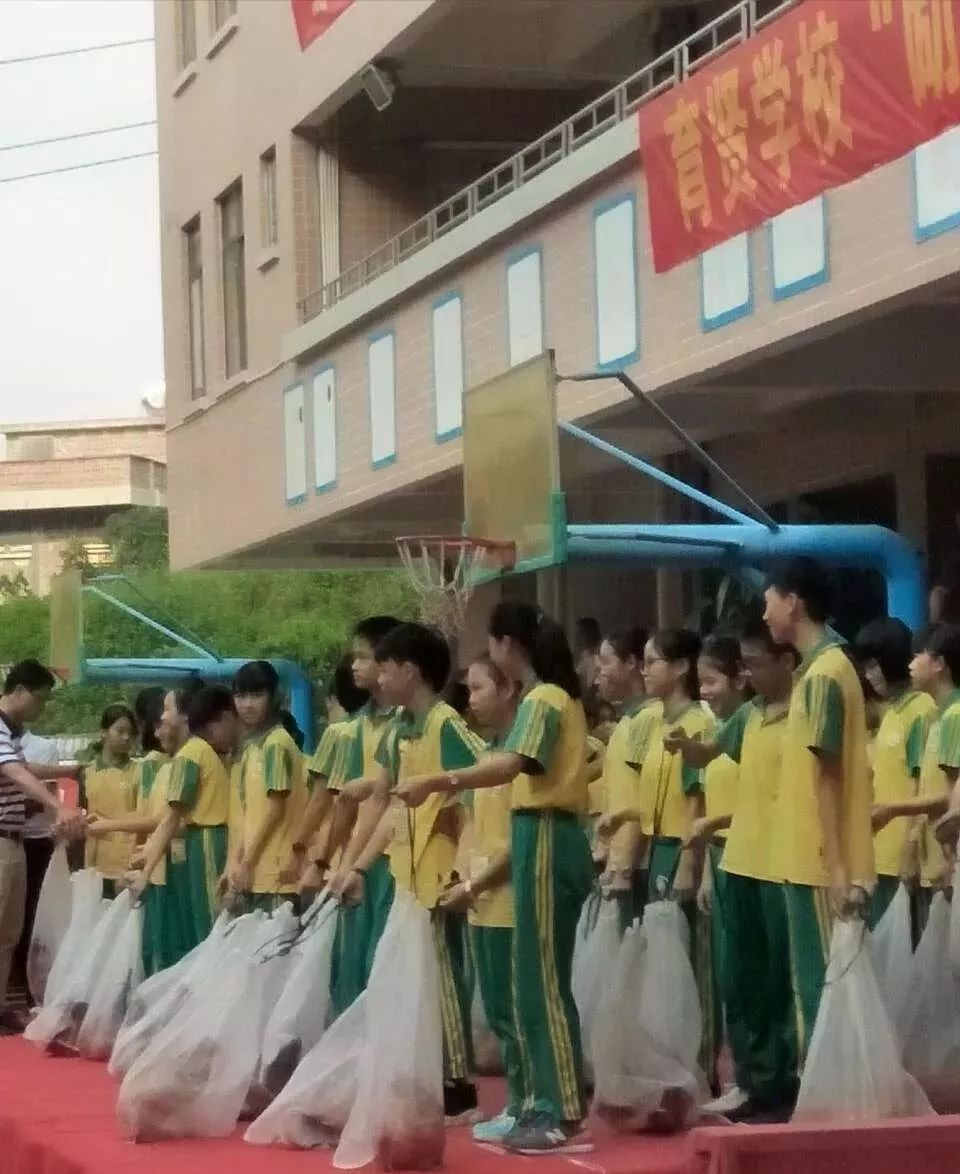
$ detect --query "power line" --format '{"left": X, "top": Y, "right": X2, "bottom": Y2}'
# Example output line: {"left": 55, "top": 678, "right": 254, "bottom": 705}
{"left": 0, "top": 120, "right": 157, "bottom": 154}
{"left": 0, "top": 150, "right": 157, "bottom": 185}
{"left": 0, "top": 37, "right": 154, "bottom": 68}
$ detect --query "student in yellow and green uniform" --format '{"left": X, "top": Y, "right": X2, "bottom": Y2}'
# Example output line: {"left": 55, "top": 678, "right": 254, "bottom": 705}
{"left": 132, "top": 685, "right": 236, "bottom": 951}
{"left": 668, "top": 618, "right": 798, "bottom": 1121}
{"left": 397, "top": 603, "right": 594, "bottom": 1156}
{"left": 762, "top": 558, "right": 874, "bottom": 1058}
{"left": 228, "top": 661, "right": 309, "bottom": 913}
{"left": 439, "top": 654, "right": 522, "bottom": 1144}
{"left": 882, "top": 623, "right": 960, "bottom": 927}
{"left": 81, "top": 705, "right": 141, "bottom": 900}
{"left": 343, "top": 623, "right": 484, "bottom": 1126}
{"left": 590, "top": 627, "right": 655, "bottom": 932}
{"left": 852, "top": 619, "right": 936, "bottom": 926}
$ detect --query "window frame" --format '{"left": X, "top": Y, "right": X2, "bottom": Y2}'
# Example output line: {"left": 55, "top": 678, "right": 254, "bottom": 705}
{"left": 259, "top": 146, "right": 279, "bottom": 251}
{"left": 218, "top": 182, "right": 248, "bottom": 379}
{"left": 184, "top": 217, "right": 206, "bottom": 400}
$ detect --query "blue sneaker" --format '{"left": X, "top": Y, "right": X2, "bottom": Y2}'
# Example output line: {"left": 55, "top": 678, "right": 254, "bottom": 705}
{"left": 503, "top": 1113, "right": 594, "bottom": 1155}
{"left": 472, "top": 1111, "right": 517, "bottom": 1144}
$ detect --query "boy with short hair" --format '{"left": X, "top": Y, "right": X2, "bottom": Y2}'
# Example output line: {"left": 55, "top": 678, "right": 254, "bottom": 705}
{"left": 762, "top": 558, "right": 874, "bottom": 1054}
{"left": 342, "top": 622, "right": 484, "bottom": 1125}
{"left": 133, "top": 685, "right": 236, "bottom": 950}
{"left": 230, "top": 660, "right": 309, "bottom": 912}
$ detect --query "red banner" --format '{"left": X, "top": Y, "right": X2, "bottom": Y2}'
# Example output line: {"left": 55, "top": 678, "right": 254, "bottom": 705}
{"left": 291, "top": 0, "right": 354, "bottom": 50}
{"left": 638, "top": 0, "right": 960, "bottom": 272}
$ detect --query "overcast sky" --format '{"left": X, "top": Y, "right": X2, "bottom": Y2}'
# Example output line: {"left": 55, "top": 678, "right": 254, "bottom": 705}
{"left": 0, "top": 0, "right": 161, "bottom": 427}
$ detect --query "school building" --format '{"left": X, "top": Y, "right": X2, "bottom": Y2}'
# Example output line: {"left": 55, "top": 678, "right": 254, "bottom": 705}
{"left": 158, "top": 0, "right": 960, "bottom": 636}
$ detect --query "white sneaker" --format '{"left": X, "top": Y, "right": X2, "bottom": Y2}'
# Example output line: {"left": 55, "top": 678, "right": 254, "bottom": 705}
{"left": 703, "top": 1086, "right": 749, "bottom": 1115}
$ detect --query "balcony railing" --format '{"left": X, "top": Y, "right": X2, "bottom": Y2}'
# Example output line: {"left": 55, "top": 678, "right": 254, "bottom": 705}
{"left": 299, "top": 0, "right": 796, "bottom": 323}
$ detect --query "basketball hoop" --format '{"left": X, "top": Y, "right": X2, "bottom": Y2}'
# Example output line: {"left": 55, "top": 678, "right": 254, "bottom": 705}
{"left": 395, "top": 536, "right": 515, "bottom": 638}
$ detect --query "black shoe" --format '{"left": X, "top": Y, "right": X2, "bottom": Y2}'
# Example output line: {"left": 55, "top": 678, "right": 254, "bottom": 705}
{"left": 503, "top": 1113, "right": 595, "bottom": 1155}
{"left": 724, "top": 1099, "right": 793, "bottom": 1125}
{"left": 444, "top": 1079, "right": 481, "bottom": 1126}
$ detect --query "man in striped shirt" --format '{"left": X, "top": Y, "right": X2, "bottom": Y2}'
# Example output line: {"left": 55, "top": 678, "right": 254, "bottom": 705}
{"left": 0, "top": 661, "right": 83, "bottom": 1031}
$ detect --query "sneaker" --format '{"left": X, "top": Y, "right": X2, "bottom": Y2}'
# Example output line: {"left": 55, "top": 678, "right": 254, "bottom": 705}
{"left": 703, "top": 1086, "right": 750, "bottom": 1116}
{"left": 503, "top": 1114, "right": 595, "bottom": 1155}
{"left": 473, "top": 1111, "right": 517, "bottom": 1144}
{"left": 444, "top": 1079, "right": 482, "bottom": 1127}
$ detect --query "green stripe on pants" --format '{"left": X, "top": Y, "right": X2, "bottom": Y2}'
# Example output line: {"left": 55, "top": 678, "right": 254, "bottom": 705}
{"left": 432, "top": 908, "right": 473, "bottom": 1081}
{"left": 172, "top": 825, "right": 228, "bottom": 952}
{"left": 472, "top": 924, "right": 523, "bottom": 1116}
{"left": 330, "top": 854, "right": 395, "bottom": 1016}
{"left": 648, "top": 838, "right": 720, "bottom": 1092}
{"left": 783, "top": 882, "right": 834, "bottom": 1060}
{"left": 141, "top": 881, "right": 186, "bottom": 975}
{"left": 722, "top": 871, "right": 798, "bottom": 1107}
{"left": 511, "top": 811, "right": 593, "bottom": 1124}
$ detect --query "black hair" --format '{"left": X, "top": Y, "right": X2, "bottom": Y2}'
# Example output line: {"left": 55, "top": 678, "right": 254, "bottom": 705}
{"left": 134, "top": 687, "right": 166, "bottom": 755}
{"left": 763, "top": 556, "right": 833, "bottom": 624}
{"left": 700, "top": 634, "right": 743, "bottom": 679}
{"left": 233, "top": 659, "right": 280, "bottom": 698}
{"left": 172, "top": 677, "right": 205, "bottom": 715}
{"left": 649, "top": 628, "right": 701, "bottom": 698}
{"left": 575, "top": 617, "right": 602, "bottom": 653}
{"left": 100, "top": 703, "right": 138, "bottom": 734}
{"left": 330, "top": 653, "right": 368, "bottom": 715}
{"left": 354, "top": 615, "right": 402, "bottom": 649}
{"left": 3, "top": 659, "right": 56, "bottom": 695}
{"left": 739, "top": 615, "right": 800, "bottom": 665}
{"left": 374, "top": 622, "right": 451, "bottom": 694}
{"left": 185, "top": 684, "right": 235, "bottom": 734}
{"left": 854, "top": 618, "right": 913, "bottom": 687}
{"left": 279, "top": 708, "right": 305, "bottom": 750}
{"left": 469, "top": 652, "right": 512, "bottom": 691}
{"left": 488, "top": 601, "right": 581, "bottom": 699}
{"left": 913, "top": 622, "right": 960, "bottom": 685}
{"left": 442, "top": 677, "right": 470, "bottom": 717}
{"left": 604, "top": 626, "right": 648, "bottom": 663}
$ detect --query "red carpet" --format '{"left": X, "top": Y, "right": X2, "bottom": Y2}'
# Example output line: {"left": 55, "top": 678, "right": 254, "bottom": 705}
{"left": 2, "top": 1039, "right": 960, "bottom": 1174}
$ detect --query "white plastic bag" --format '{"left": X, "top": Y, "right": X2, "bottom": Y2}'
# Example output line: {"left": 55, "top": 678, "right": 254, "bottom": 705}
{"left": 253, "top": 900, "right": 338, "bottom": 1105}
{"left": 40, "top": 869, "right": 103, "bottom": 1007}
{"left": 76, "top": 895, "right": 145, "bottom": 1060}
{"left": 795, "top": 918, "right": 933, "bottom": 1122}
{"left": 335, "top": 890, "right": 445, "bottom": 1171}
{"left": 593, "top": 902, "right": 706, "bottom": 1132}
{"left": 949, "top": 864, "right": 960, "bottom": 976}
{"left": 117, "top": 948, "right": 266, "bottom": 1141}
{"left": 25, "top": 886, "right": 131, "bottom": 1054}
{"left": 901, "top": 893, "right": 960, "bottom": 1112}
{"left": 26, "top": 846, "right": 71, "bottom": 1005}
{"left": 572, "top": 896, "right": 620, "bottom": 1076}
{"left": 868, "top": 883, "right": 914, "bottom": 1037}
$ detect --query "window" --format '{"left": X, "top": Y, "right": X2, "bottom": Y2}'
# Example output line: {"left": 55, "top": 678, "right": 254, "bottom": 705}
{"left": 259, "top": 147, "right": 278, "bottom": 250}
{"left": 211, "top": 0, "right": 237, "bottom": 30}
{"left": 176, "top": 0, "right": 197, "bottom": 70}
{"left": 184, "top": 219, "right": 206, "bottom": 399}
{"left": 219, "top": 184, "right": 247, "bottom": 378}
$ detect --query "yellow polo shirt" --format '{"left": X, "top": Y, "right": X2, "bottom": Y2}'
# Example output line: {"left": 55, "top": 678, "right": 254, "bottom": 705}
{"left": 639, "top": 703, "right": 715, "bottom": 840}
{"left": 604, "top": 701, "right": 652, "bottom": 871}
{"left": 166, "top": 735, "right": 230, "bottom": 827}
{"left": 704, "top": 752, "right": 738, "bottom": 840}
{"left": 140, "top": 761, "right": 179, "bottom": 886}
{"left": 506, "top": 683, "right": 588, "bottom": 814}
{"left": 717, "top": 699, "right": 788, "bottom": 882}
{"left": 773, "top": 636, "right": 874, "bottom": 889}
{"left": 468, "top": 736, "right": 513, "bottom": 929}
{"left": 376, "top": 701, "right": 483, "bottom": 908}
{"left": 342, "top": 703, "right": 397, "bottom": 782}
{"left": 84, "top": 757, "right": 140, "bottom": 880}
{"left": 586, "top": 735, "right": 607, "bottom": 817}
{"left": 872, "top": 690, "right": 935, "bottom": 878}
{"left": 237, "top": 724, "right": 310, "bottom": 894}
{"left": 917, "top": 691, "right": 960, "bottom": 888}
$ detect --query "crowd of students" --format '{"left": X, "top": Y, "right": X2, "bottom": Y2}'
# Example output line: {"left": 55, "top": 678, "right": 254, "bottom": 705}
{"left": 5, "top": 552, "right": 960, "bottom": 1151}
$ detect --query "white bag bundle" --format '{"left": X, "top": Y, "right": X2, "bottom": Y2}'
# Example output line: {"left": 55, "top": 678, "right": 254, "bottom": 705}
{"left": 254, "top": 900, "right": 339, "bottom": 1105}
{"left": 901, "top": 893, "right": 960, "bottom": 1112}
{"left": 334, "top": 890, "right": 444, "bottom": 1171}
{"left": 25, "top": 886, "right": 132, "bottom": 1054}
{"left": 593, "top": 902, "right": 706, "bottom": 1132}
{"left": 75, "top": 894, "right": 144, "bottom": 1060}
{"left": 572, "top": 897, "right": 621, "bottom": 1076}
{"left": 40, "top": 869, "right": 103, "bottom": 1007}
{"left": 109, "top": 910, "right": 263, "bottom": 1078}
{"left": 117, "top": 948, "right": 266, "bottom": 1141}
{"left": 868, "top": 884, "right": 914, "bottom": 1037}
{"left": 795, "top": 918, "right": 933, "bottom": 1122}
{"left": 26, "top": 846, "right": 71, "bottom": 1005}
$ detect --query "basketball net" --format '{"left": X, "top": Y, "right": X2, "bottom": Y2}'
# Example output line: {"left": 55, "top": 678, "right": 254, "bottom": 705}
{"left": 395, "top": 536, "right": 513, "bottom": 639}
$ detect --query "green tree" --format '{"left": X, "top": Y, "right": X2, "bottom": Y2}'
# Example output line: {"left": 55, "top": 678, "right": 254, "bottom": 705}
{"left": 104, "top": 507, "right": 169, "bottom": 570}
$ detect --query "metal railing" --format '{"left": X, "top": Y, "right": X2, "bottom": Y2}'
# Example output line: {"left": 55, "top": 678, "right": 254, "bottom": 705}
{"left": 298, "top": 0, "right": 797, "bottom": 324}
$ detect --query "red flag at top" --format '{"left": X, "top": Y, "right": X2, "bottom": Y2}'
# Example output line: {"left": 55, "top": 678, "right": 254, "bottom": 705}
{"left": 291, "top": 0, "right": 354, "bottom": 51}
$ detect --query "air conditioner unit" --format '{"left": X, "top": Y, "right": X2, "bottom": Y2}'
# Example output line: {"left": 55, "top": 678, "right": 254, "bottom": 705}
{"left": 359, "top": 62, "right": 395, "bottom": 112}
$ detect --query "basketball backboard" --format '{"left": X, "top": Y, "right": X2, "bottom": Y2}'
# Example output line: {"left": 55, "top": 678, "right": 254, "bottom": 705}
{"left": 462, "top": 351, "right": 566, "bottom": 578}
{"left": 49, "top": 569, "right": 83, "bottom": 683}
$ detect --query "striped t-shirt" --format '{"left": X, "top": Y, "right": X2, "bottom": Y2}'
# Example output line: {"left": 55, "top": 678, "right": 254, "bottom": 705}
{"left": 0, "top": 713, "right": 26, "bottom": 832}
